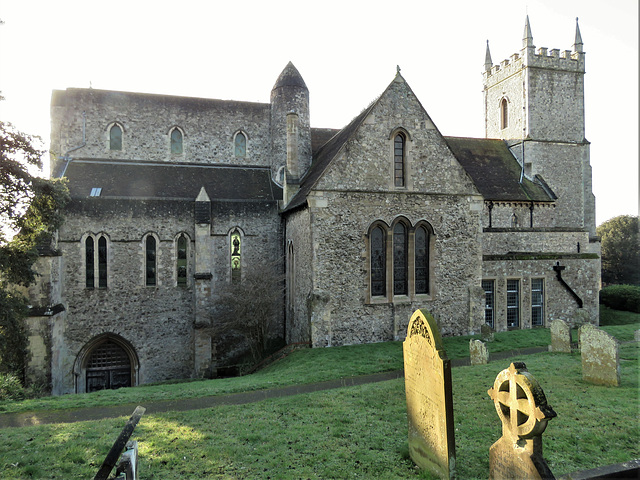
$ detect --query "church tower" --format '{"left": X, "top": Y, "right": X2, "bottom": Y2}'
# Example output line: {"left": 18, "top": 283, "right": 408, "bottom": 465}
{"left": 483, "top": 17, "right": 596, "bottom": 239}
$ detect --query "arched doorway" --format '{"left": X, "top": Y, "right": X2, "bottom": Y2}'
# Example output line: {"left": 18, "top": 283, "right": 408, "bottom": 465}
{"left": 75, "top": 334, "right": 139, "bottom": 393}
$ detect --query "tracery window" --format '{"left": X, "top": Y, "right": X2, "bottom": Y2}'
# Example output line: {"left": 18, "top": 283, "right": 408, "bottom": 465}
{"left": 234, "top": 132, "right": 247, "bottom": 158}
{"left": 394, "top": 133, "right": 405, "bottom": 187}
{"left": 85, "top": 234, "right": 108, "bottom": 289}
{"left": 170, "top": 128, "right": 183, "bottom": 154}
{"left": 145, "top": 235, "right": 157, "bottom": 287}
{"left": 109, "top": 124, "right": 122, "bottom": 151}
{"left": 176, "top": 234, "right": 188, "bottom": 287}
{"left": 230, "top": 230, "right": 241, "bottom": 284}
{"left": 369, "top": 220, "right": 433, "bottom": 301}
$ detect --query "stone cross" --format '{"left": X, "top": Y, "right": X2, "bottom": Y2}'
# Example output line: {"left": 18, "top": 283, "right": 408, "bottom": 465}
{"left": 487, "top": 362, "right": 556, "bottom": 480}
{"left": 403, "top": 309, "right": 456, "bottom": 479}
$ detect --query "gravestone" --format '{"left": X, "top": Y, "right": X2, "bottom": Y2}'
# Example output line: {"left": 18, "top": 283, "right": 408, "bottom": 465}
{"left": 634, "top": 329, "right": 640, "bottom": 342}
{"left": 481, "top": 324, "right": 495, "bottom": 342}
{"left": 488, "top": 362, "right": 557, "bottom": 480}
{"left": 469, "top": 339, "right": 489, "bottom": 365}
{"left": 579, "top": 324, "right": 620, "bottom": 387}
{"left": 550, "top": 319, "right": 571, "bottom": 353}
{"left": 403, "top": 309, "right": 456, "bottom": 479}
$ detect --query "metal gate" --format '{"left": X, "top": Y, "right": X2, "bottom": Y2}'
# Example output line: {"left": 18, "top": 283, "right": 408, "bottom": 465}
{"left": 86, "top": 340, "right": 132, "bottom": 392}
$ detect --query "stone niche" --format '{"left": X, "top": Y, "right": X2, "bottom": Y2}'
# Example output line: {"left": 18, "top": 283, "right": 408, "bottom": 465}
{"left": 403, "top": 309, "right": 456, "bottom": 479}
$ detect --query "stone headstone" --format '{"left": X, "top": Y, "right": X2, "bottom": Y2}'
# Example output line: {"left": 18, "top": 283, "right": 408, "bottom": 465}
{"left": 550, "top": 319, "right": 571, "bottom": 353}
{"left": 403, "top": 309, "right": 456, "bottom": 479}
{"left": 481, "top": 323, "right": 495, "bottom": 342}
{"left": 470, "top": 339, "right": 489, "bottom": 365}
{"left": 488, "top": 362, "right": 557, "bottom": 480}
{"left": 579, "top": 324, "right": 620, "bottom": 387}
{"left": 634, "top": 329, "right": 640, "bottom": 342}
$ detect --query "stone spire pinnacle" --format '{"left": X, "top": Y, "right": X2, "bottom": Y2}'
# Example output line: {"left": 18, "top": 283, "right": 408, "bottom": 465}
{"left": 484, "top": 40, "right": 493, "bottom": 72}
{"left": 573, "top": 17, "right": 584, "bottom": 53}
{"left": 523, "top": 15, "right": 534, "bottom": 48}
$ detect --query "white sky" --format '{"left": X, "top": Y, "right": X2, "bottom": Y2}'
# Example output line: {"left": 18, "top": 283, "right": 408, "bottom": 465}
{"left": 0, "top": 0, "right": 637, "bottom": 226}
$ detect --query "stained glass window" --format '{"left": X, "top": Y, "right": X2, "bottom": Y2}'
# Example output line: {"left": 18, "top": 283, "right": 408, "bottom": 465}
{"left": 98, "top": 236, "right": 107, "bottom": 288}
{"left": 171, "top": 128, "right": 183, "bottom": 154}
{"left": 371, "top": 226, "right": 386, "bottom": 296}
{"left": 146, "top": 236, "right": 156, "bottom": 287}
{"left": 393, "top": 223, "right": 408, "bottom": 295}
{"left": 177, "top": 235, "right": 187, "bottom": 287}
{"left": 110, "top": 124, "right": 122, "bottom": 151}
{"left": 415, "top": 226, "right": 429, "bottom": 294}
{"left": 231, "top": 231, "right": 241, "bottom": 284}
{"left": 394, "top": 134, "right": 405, "bottom": 187}
{"left": 86, "top": 237, "right": 95, "bottom": 289}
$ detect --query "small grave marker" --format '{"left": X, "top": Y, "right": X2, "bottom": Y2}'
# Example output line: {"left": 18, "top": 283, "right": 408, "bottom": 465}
{"left": 403, "top": 309, "right": 456, "bottom": 479}
{"left": 470, "top": 339, "right": 489, "bottom": 365}
{"left": 579, "top": 324, "right": 620, "bottom": 387}
{"left": 488, "top": 362, "right": 556, "bottom": 480}
{"left": 550, "top": 319, "right": 571, "bottom": 353}
{"left": 481, "top": 324, "right": 495, "bottom": 342}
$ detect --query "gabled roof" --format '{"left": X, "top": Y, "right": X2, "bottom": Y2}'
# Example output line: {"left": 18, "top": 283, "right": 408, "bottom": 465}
{"left": 64, "top": 159, "right": 282, "bottom": 201}
{"left": 444, "top": 137, "right": 555, "bottom": 202}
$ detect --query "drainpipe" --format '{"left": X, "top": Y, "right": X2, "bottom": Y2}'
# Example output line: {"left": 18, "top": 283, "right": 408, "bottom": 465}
{"left": 58, "top": 111, "right": 86, "bottom": 177}
{"left": 552, "top": 262, "right": 583, "bottom": 308}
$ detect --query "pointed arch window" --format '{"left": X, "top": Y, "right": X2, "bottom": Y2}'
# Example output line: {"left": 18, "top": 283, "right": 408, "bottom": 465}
{"left": 176, "top": 234, "right": 188, "bottom": 287}
{"left": 230, "top": 230, "right": 241, "bottom": 284}
{"left": 234, "top": 132, "right": 247, "bottom": 158}
{"left": 98, "top": 236, "right": 108, "bottom": 288}
{"left": 394, "top": 134, "right": 405, "bottom": 187}
{"left": 500, "top": 98, "right": 508, "bottom": 129}
{"left": 109, "top": 124, "right": 122, "bottom": 150}
{"left": 370, "top": 226, "right": 386, "bottom": 297}
{"left": 145, "top": 236, "right": 157, "bottom": 286}
{"left": 85, "top": 234, "right": 108, "bottom": 289}
{"left": 170, "top": 128, "right": 183, "bottom": 154}
{"left": 414, "top": 225, "right": 430, "bottom": 294}
{"left": 393, "top": 223, "right": 408, "bottom": 295}
{"left": 86, "top": 237, "right": 95, "bottom": 288}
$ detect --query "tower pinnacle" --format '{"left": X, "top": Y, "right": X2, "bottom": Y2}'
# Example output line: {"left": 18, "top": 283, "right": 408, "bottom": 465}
{"left": 523, "top": 15, "right": 534, "bottom": 48}
{"left": 484, "top": 40, "right": 493, "bottom": 72}
{"left": 573, "top": 17, "right": 584, "bottom": 53}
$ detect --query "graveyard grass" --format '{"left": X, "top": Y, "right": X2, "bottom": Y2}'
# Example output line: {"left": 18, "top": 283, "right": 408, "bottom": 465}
{"left": 0, "top": 315, "right": 637, "bottom": 479}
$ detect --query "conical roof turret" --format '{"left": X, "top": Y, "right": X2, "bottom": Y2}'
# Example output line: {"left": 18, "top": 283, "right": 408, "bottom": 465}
{"left": 272, "top": 62, "right": 308, "bottom": 92}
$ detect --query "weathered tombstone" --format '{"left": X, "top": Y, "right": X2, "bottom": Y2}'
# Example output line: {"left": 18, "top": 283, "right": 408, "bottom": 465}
{"left": 487, "top": 362, "right": 557, "bottom": 480}
{"left": 579, "top": 324, "right": 620, "bottom": 387}
{"left": 481, "top": 323, "right": 495, "bottom": 342}
{"left": 469, "top": 339, "right": 489, "bottom": 365}
{"left": 634, "top": 329, "right": 640, "bottom": 342}
{"left": 403, "top": 309, "right": 456, "bottom": 479}
{"left": 550, "top": 319, "right": 571, "bottom": 353}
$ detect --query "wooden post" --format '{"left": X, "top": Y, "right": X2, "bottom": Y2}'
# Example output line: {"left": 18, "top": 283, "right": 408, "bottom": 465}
{"left": 94, "top": 406, "right": 146, "bottom": 480}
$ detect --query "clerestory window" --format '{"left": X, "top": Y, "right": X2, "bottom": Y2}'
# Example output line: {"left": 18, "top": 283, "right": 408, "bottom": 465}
{"left": 234, "top": 132, "right": 247, "bottom": 158}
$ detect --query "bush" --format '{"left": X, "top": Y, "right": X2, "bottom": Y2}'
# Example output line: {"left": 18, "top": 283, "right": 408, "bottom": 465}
{"left": 0, "top": 372, "right": 25, "bottom": 401}
{"left": 599, "top": 285, "right": 640, "bottom": 313}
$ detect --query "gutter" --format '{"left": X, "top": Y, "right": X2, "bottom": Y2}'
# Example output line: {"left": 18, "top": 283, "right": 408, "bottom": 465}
{"left": 552, "top": 262, "right": 583, "bottom": 308}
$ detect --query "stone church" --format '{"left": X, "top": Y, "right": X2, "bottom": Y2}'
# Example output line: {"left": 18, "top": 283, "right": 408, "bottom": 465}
{"left": 25, "top": 17, "right": 600, "bottom": 395}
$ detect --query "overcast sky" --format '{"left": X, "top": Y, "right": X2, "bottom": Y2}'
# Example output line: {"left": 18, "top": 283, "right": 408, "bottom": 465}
{"left": 0, "top": 0, "right": 637, "bottom": 225}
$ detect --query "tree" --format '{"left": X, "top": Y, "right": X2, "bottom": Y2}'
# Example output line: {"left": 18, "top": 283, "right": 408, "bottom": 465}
{"left": 207, "top": 261, "right": 284, "bottom": 371}
{"left": 0, "top": 112, "right": 69, "bottom": 378}
{"left": 597, "top": 215, "right": 640, "bottom": 286}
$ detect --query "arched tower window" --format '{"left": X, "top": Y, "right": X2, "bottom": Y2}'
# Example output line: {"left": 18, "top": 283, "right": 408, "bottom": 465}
{"left": 500, "top": 98, "right": 508, "bottom": 129}
{"left": 414, "top": 225, "right": 430, "bottom": 294}
{"left": 234, "top": 132, "right": 247, "bottom": 158}
{"left": 170, "top": 128, "right": 183, "bottom": 154}
{"left": 176, "top": 234, "right": 188, "bottom": 287}
{"left": 85, "top": 237, "right": 95, "bottom": 288}
{"left": 98, "top": 236, "right": 108, "bottom": 288}
{"left": 145, "top": 235, "right": 157, "bottom": 286}
{"left": 230, "top": 230, "right": 241, "bottom": 284}
{"left": 109, "top": 124, "right": 122, "bottom": 150}
{"left": 370, "top": 226, "right": 386, "bottom": 297}
{"left": 394, "top": 133, "right": 405, "bottom": 187}
{"left": 393, "top": 222, "right": 408, "bottom": 295}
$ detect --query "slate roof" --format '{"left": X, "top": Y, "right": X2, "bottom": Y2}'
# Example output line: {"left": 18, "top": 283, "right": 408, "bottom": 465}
{"left": 64, "top": 159, "right": 282, "bottom": 201}
{"left": 444, "top": 137, "right": 555, "bottom": 202}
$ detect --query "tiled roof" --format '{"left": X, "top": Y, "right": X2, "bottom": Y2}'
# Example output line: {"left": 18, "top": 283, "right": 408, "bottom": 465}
{"left": 64, "top": 160, "right": 282, "bottom": 201}
{"left": 444, "top": 137, "right": 555, "bottom": 202}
